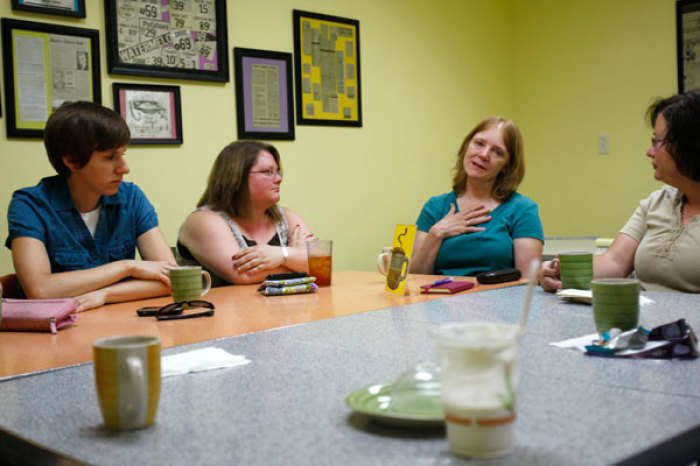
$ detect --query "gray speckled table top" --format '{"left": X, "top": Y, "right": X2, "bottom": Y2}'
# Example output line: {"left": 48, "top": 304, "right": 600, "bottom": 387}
{"left": 0, "top": 287, "right": 699, "bottom": 465}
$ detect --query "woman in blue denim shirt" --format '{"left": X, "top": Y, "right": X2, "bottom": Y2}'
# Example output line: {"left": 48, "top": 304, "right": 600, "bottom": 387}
{"left": 5, "top": 101, "right": 176, "bottom": 311}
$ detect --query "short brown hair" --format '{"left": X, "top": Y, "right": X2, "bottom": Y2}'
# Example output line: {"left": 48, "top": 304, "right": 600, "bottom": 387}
{"left": 44, "top": 101, "right": 130, "bottom": 177}
{"left": 647, "top": 91, "right": 700, "bottom": 181}
{"left": 451, "top": 116, "right": 524, "bottom": 201}
{"left": 197, "top": 141, "right": 283, "bottom": 223}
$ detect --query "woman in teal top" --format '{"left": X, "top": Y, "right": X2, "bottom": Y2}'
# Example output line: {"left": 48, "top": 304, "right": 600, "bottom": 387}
{"left": 411, "top": 116, "right": 544, "bottom": 277}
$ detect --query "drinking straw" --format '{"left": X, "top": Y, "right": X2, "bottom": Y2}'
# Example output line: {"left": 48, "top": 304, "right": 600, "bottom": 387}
{"left": 518, "top": 258, "right": 541, "bottom": 331}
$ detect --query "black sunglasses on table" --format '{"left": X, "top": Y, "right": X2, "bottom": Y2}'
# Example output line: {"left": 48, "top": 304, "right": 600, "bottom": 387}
{"left": 136, "top": 300, "right": 215, "bottom": 320}
{"left": 647, "top": 319, "right": 698, "bottom": 359}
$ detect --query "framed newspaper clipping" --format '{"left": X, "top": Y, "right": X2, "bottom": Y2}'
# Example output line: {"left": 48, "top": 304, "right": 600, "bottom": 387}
{"left": 1, "top": 18, "right": 101, "bottom": 138}
{"left": 234, "top": 48, "right": 295, "bottom": 141}
{"left": 105, "top": 0, "right": 229, "bottom": 83}
{"left": 677, "top": 0, "right": 700, "bottom": 92}
{"left": 11, "top": 0, "right": 86, "bottom": 18}
{"left": 113, "top": 83, "right": 183, "bottom": 145}
{"left": 292, "top": 10, "right": 362, "bottom": 127}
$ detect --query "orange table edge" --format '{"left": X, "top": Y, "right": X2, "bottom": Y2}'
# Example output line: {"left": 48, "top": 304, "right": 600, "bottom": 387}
{"left": 0, "top": 271, "right": 525, "bottom": 379}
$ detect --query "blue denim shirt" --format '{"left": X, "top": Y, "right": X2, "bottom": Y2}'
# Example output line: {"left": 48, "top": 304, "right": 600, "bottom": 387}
{"left": 5, "top": 176, "right": 159, "bottom": 276}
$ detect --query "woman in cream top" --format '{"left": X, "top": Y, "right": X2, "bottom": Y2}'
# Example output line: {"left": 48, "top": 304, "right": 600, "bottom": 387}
{"left": 540, "top": 91, "right": 700, "bottom": 292}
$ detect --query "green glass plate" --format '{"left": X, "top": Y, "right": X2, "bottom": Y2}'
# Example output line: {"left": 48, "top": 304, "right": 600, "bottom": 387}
{"left": 345, "top": 383, "right": 444, "bottom": 428}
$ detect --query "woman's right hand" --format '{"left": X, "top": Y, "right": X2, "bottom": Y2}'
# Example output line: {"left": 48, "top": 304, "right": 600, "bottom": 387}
{"left": 75, "top": 289, "right": 107, "bottom": 312}
{"left": 539, "top": 260, "right": 562, "bottom": 292}
{"left": 429, "top": 203, "right": 491, "bottom": 239}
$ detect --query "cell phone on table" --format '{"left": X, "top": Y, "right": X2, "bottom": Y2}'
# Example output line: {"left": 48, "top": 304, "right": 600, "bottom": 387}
{"left": 476, "top": 268, "right": 522, "bottom": 284}
{"left": 136, "top": 307, "right": 160, "bottom": 317}
{"left": 265, "top": 272, "right": 307, "bottom": 281}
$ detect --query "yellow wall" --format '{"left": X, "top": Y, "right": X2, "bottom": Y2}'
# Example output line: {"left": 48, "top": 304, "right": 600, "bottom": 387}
{"left": 513, "top": 0, "right": 677, "bottom": 237}
{"left": 0, "top": 0, "right": 514, "bottom": 274}
{"left": 0, "top": 0, "right": 679, "bottom": 277}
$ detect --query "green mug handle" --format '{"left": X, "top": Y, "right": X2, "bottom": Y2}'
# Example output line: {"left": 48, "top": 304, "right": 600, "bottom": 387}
{"left": 201, "top": 271, "right": 212, "bottom": 296}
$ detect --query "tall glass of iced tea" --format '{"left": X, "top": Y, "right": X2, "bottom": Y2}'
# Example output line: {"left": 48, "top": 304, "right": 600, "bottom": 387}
{"left": 307, "top": 239, "right": 333, "bottom": 286}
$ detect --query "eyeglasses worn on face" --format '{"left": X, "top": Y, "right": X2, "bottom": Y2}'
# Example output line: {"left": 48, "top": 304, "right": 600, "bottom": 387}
{"left": 136, "top": 300, "right": 215, "bottom": 320}
{"left": 651, "top": 135, "right": 666, "bottom": 148}
{"left": 249, "top": 169, "right": 282, "bottom": 178}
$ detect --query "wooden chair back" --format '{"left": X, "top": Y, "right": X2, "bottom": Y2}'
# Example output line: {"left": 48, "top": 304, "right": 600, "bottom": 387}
{"left": 0, "top": 274, "right": 18, "bottom": 299}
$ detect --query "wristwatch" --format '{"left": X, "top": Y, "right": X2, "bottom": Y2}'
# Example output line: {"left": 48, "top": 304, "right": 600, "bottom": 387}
{"left": 281, "top": 246, "right": 289, "bottom": 264}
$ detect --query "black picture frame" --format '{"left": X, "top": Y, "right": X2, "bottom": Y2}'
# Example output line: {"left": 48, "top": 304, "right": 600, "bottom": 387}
{"left": 105, "top": 0, "right": 229, "bottom": 83}
{"left": 677, "top": 0, "right": 700, "bottom": 92}
{"left": 234, "top": 48, "right": 295, "bottom": 141}
{"left": 11, "top": 0, "right": 86, "bottom": 18}
{"left": 292, "top": 9, "right": 362, "bottom": 127}
{"left": 113, "top": 83, "right": 183, "bottom": 145}
{"left": 1, "top": 18, "right": 100, "bottom": 138}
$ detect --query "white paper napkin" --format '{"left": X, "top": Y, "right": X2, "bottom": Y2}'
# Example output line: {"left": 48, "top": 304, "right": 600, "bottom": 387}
{"left": 555, "top": 289, "right": 654, "bottom": 305}
{"left": 549, "top": 333, "right": 599, "bottom": 352}
{"left": 162, "top": 347, "right": 251, "bottom": 377}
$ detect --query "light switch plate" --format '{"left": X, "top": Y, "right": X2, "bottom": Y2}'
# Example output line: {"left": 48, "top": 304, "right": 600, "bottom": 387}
{"left": 598, "top": 134, "right": 610, "bottom": 155}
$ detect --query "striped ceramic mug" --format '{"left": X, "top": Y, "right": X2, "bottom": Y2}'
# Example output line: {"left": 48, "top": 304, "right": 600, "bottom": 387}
{"left": 93, "top": 335, "right": 161, "bottom": 430}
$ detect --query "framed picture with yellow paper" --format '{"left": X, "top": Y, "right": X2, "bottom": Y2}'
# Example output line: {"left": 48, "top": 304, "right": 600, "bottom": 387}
{"left": 292, "top": 10, "right": 362, "bottom": 127}
{"left": 1, "top": 18, "right": 100, "bottom": 138}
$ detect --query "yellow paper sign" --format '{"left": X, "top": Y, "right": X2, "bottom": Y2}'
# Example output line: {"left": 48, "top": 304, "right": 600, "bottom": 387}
{"left": 385, "top": 225, "right": 416, "bottom": 295}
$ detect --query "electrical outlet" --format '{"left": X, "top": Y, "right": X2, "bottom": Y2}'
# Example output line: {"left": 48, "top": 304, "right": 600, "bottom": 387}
{"left": 598, "top": 134, "right": 610, "bottom": 155}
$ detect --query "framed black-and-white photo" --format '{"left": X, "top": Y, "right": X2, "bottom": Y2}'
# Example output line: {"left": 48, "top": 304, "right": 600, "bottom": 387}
{"left": 105, "top": 0, "right": 229, "bottom": 83}
{"left": 234, "top": 48, "right": 294, "bottom": 140}
{"left": 293, "top": 9, "right": 362, "bottom": 127}
{"left": 11, "top": 0, "right": 86, "bottom": 18}
{"left": 113, "top": 83, "right": 183, "bottom": 145}
{"left": 677, "top": 0, "right": 700, "bottom": 92}
{"left": 1, "top": 18, "right": 100, "bottom": 138}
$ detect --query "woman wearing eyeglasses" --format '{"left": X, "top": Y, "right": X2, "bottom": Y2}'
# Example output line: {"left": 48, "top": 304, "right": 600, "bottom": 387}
{"left": 410, "top": 116, "right": 544, "bottom": 278}
{"left": 177, "top": 141, "right": 314, "bottom": 285}
{"left": 540, "top": 91, "right": 700, "bottom": 292}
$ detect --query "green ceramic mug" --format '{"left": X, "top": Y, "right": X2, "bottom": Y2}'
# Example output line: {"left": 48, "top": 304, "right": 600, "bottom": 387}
{"left": 558, "top": 252, "right": 593, "bottom": 290}
{"left": 169, "top": 266, "right": 212, "bottom": 306}
{"left": 591, "top": 278, "right": 640, "bottom": 334}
